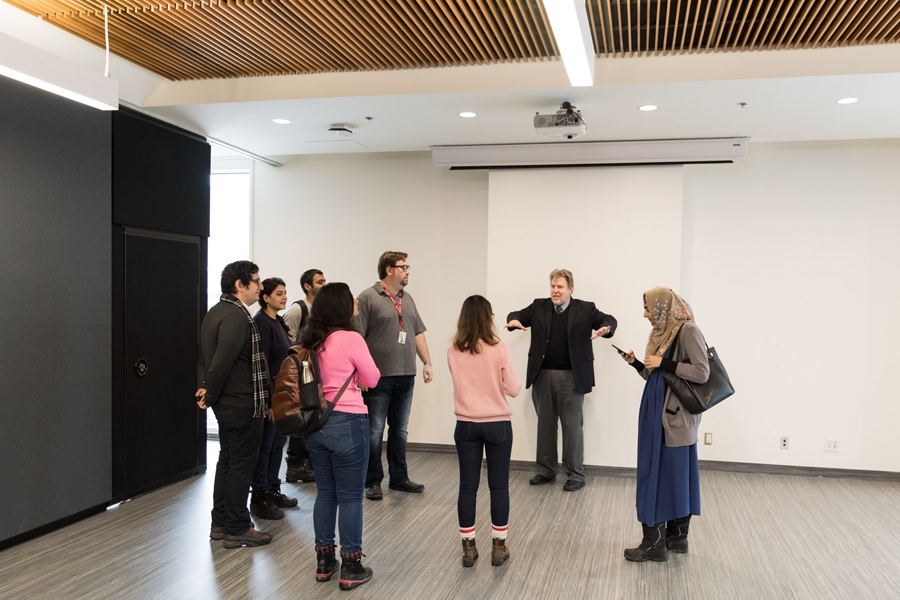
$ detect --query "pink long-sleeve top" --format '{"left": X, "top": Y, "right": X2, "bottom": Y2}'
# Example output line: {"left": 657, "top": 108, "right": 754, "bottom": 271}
{"left": 447, "top": 340, "right": 521, "bottom": 422}
{"left": 316, "top": 330, "right": 380, "bottom": 414}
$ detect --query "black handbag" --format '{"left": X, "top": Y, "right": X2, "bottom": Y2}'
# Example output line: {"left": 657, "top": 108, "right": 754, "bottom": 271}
{"left": 662, "top": 332, "right": 735, "bottom": 414}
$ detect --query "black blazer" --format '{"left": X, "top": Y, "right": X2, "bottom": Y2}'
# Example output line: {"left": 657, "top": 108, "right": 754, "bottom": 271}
{"left": 507, "top": 298, "right": 617, "bottom": 395}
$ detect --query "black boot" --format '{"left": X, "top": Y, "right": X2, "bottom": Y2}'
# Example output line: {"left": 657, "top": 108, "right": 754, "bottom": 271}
{"left": 316, "top": 545, "right": 340, "bottom": 582}
{"left": 624, "top": 523, "right": 668, "bottom": 562}
{"left": 339, "top": 551, "right": 373, "bottom": 591}
{"left": 666, "top": 515, "right": 691, "bottom": 553}
{"left": 268, "top": 482, "right": 298, "bottom": 508}
{"left": 250, "top": 490, "right": 285, "bottom": 520}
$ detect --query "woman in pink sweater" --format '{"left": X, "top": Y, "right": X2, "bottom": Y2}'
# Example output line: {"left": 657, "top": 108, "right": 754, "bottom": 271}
{"left": 447, "top": 295, "right": 521, "bottom": 568}
{"left": 298, "top": 283, "right": 380, "bottom": 591}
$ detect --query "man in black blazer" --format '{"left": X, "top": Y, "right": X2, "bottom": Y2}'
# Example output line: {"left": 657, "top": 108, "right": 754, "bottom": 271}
{"left": 506, "top": 269, "right": 617, "bottom": 491}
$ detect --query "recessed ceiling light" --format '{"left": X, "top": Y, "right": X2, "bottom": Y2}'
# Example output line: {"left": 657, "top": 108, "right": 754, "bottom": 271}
{"left": 836, "top": 97, "right": 858, "bottom": 105}
{"left": 638, "top": 105, "right": 658, "bottom": 112}
{"left": 459, "top": 111, "right": 476, "bottom": 118}
{"left": 272, "top": 118, "right": 291, "bottom": 124}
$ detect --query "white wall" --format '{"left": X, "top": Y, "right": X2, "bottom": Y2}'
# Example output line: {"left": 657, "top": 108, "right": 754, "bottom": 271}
{"left": 251, "top": 152, "right": 488, "bottom": 445}
{"left": 250, "top": 139, "right": 900, "bottom": 472}
{"left": 487, "top": 167, "right": 683, "bottom": 467}
{"left": 683, "top": 139, "right": 900, "bottom": 471}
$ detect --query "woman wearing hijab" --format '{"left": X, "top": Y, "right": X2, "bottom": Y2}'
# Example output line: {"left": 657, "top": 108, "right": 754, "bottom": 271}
{"left": 617, "top": 287, "right": 710, "bottom": 562}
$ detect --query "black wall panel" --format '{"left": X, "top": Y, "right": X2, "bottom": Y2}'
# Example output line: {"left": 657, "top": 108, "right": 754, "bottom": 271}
{"left": 112, "top": 109, "right": 210, "bottom": 237}
{"left": 0, "top": 77, "right": 112, "bottom": 546}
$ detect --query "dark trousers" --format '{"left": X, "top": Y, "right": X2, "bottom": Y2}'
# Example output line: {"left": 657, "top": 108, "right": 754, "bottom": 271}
{"left": 252, "top": 418, "right": 287, "bottom": 491}
{"left": 211, "top": 403, "right": 264, "bottom": 535}
{"left": 285, "top": 435, "right": 309, "bottom": 465}
{"left": 455, "top": 420, "right": 513, "bottom": 530}
{"left": 532, "top": 369, "right": 585, "bottom": 483}
{"left": 363, "top": 375, "right": 414, "bottom": 487}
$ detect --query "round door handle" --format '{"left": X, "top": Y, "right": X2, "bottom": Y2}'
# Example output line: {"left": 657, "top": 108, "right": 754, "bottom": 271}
{"left": 135, "top": 358, "right": 149, "bottom": 377}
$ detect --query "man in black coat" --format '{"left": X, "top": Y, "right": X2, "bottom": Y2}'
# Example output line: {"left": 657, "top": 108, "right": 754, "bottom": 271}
{"left": 506, "top": 269, "right": 617, "bottom": 491}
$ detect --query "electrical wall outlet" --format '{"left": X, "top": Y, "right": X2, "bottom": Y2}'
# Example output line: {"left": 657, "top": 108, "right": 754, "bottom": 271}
{"left": 704, "top": 433, "right": 712, "bottom": 445}
{"left": 825, "top": 438, "right": 839, "bottom": 452}
{"left": 780, "top": 436, "right": 789, "bottom": 449}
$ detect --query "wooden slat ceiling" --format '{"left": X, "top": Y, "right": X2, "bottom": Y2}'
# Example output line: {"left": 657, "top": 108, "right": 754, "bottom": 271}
{"left": 5, "top": 0, "right": 900, "bottom": 81}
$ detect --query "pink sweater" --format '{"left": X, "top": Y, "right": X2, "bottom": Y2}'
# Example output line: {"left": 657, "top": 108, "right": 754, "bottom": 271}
{"left": 316, "top": 330, "right": 381, "bottom": 414}
{"left": 447, "top": 341, "right": 521, "bottom": 422}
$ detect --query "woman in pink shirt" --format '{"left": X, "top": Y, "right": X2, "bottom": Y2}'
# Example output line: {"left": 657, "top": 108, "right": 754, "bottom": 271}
{"left": 298, "top": 283, "right": 380, "bottom": 591}
{"left": 447, "top": 295, "right": 521, "bottom": 568}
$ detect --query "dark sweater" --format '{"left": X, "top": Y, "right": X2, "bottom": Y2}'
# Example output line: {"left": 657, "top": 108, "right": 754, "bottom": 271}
{"left": 541, "top": 306, "right": 572, "bottom": 370}
{"left": 253, "top": 310, "right": 291, "bottom": 398}
{"left": 198, "top": 296, "right": 256, "bottom": 408}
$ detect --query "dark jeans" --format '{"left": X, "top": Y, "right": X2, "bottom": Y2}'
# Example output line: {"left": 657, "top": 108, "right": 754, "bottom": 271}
{"left": 455, "top": 420, "right": 513, "bottom": 530}
{"left": 285, "top": 435, "right": 309, "bottom": 465}
{"left": 306, "top": 411, "right": 370, "bottom": 553}
{"left": 532, "top": 369, "right": 585, "bottom": 483}
{"left": 363, "top": 375, "right": 414, "bottom": 487}
{"left": 211, "top": 403, "right": 264, "bottom": 535}
{"left": 252, "top": 418, "right": 287, "bottom": 491}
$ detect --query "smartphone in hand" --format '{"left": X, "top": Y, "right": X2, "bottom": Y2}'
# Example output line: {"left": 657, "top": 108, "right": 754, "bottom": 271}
{"left": 611, "top": 344, "right": 626, "bottom": 354}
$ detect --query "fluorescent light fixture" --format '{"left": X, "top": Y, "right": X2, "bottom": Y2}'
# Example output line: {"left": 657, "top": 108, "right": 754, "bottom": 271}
{"left": 836, "top": 97, "right": 858, "bottom": 105}
{"left": 272, "top": 118, "right": 291, "bottom": 124}
{"left": 459, "top": 111, "right": 477, "bottom": 118}
{"left": 0, "top": 31, "right": 118, "bottom": 111}
{"left": 543, "top": 0, "right": 595, "bottom": 87}
{"left": 432, "top": 138, "right": 751, "bottom": 169}
{"left": 639, "top": 105, "right": 658, "bottom": 111}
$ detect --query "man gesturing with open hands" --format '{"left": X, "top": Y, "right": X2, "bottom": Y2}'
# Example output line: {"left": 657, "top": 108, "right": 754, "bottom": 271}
{"left": 505, "top": 269, "right": 617, "bottom": 492}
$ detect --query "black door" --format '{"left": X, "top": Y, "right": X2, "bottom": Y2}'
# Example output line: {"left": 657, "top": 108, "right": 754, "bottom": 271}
{"left": 120, "top": 228, "right": 205, "bottom": 496}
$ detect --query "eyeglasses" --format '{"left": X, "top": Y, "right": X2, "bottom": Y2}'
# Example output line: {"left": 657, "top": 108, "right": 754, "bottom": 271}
{"left": 391, "top": 265, "right": 410, "bottom": 272}
{"left": 250, "top": 278, "right": 262, "bottom": 286}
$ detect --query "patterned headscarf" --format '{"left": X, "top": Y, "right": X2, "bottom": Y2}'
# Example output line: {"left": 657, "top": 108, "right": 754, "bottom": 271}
{"left": 221, "top": 294, "right": 270, "bottom": 418}
{"left": 644, "top": 286, "right": 694, "bottom": 370}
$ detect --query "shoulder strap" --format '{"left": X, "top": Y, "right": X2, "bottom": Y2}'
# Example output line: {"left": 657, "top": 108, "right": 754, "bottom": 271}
{"left": 308, "top": 342, "right": 356, "bottom": 406}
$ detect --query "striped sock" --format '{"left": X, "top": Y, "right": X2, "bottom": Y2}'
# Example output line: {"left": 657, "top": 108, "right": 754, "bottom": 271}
{"left": 459, "top": 525, "right": 476, "bottom": 540}
{"left": 491, "top": 523, "right": 508, "bottom": 540}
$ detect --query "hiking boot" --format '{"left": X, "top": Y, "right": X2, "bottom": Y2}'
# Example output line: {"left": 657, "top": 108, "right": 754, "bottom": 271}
{"left": 491, "top": 538, "right": 510, "bottom": 566}
{"left": 666, "top": 515, "right": 692, "bottom": 553}
{"left": 286, "top": 458, "right": 316, "bottom": 483}
{"left": 209, "top": 526, "right": 225, "bottom": 540}
{"left": 624, "top": 523, "right": 668, "bottom": 562}
{"left": 268, "top": 482, "right": 298, "bottom": 508}
{"left": 223, "top": 527, "right": 272, "bottom": 549}
{"left": 316, "top": 544, "right": 340, "bottom": 582}
{"left": 250, "top": 490, "right": 285, "bottom": 520}
{"left": 339, "top": 551, "right": 372, "bottom": 591}
{"left": 388, "top": 480, "right": 425, "bottom": 493}
{"left": 461, "top": 538, "right": 478, "bottom": 567}
{"left": 365, "top": 485, "right": 383, "bottom": 500}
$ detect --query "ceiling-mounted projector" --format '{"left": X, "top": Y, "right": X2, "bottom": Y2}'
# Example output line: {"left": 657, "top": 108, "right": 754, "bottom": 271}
{"left": 534, "top": 102, "right": 587, "bottom": 140}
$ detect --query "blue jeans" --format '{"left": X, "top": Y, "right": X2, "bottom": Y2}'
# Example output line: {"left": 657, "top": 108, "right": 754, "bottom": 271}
{"left": 306, "top": 411, "right": 370, "bottom": 553}
{"left": 455, "top": 420, "right": 513, "bottom": 530}
{"left": 211, "top": 403, "right": 264, "bottom": 535}
{"left": 363, "top": 375, "right": 414, "bottom": 487}
{"left": 252, "top": 418, "right": 287, "bottom": 491}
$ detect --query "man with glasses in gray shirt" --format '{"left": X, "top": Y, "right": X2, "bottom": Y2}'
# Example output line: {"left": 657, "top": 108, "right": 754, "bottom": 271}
{"left": 356, "top": 251, "right": 433, "bottom": 500}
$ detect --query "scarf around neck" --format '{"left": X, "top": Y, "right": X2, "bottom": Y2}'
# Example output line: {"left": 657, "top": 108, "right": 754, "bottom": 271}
{"left": 221, "top": 294, "right": 269, "bottom": 418}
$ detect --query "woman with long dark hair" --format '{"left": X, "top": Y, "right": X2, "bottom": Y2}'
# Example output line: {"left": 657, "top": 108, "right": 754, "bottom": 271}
{"left": 617, "top": 287, "right": 710, "bottom": 561}
{"left": 447, "top": 295, "right": 521, "bottom": 568}
{"left": 299, "top": 283, "right": 380, "bottom": 591}
{"left": 250, "top": 277, "right": 298, "bottom": 520}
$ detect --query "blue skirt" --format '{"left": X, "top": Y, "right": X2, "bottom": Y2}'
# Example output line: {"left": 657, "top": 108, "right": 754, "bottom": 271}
{"left": 635, "top": 364, "right": 701, "bottom": 526}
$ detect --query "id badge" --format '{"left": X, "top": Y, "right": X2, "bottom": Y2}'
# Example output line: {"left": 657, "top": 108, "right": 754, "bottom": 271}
{"left": 398, "top": 331, "right": 407, "bottom": 344}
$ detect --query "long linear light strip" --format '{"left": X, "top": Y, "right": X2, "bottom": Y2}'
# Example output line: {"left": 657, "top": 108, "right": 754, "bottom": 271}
{"left": 0, "top": 31, "right": 118, "bottom": 111}
{"left": 117, "top": 100, "right": 283, "bottom": 168}
{"left": 543, "top": 0, "right": 596, "bottom": 87}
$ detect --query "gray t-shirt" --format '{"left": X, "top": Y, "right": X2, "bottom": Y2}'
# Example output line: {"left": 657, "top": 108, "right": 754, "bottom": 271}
{"left": 355, "top": 282, "right": 427, "bottom": 377}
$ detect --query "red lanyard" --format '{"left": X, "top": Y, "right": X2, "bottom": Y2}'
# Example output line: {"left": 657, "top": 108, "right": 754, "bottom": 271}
{"left": 380, "top": 282, "right": 403, "bottom": 329}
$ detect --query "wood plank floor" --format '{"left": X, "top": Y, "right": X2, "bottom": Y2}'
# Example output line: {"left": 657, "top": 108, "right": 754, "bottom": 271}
{"left": 2, "top": 444, "right": 900, "bottom": 600}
